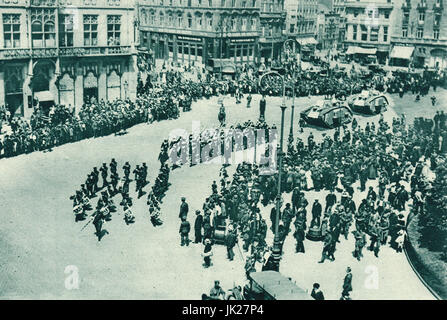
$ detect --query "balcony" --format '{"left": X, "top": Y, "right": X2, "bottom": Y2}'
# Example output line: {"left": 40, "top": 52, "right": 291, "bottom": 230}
{"left": 59, "top": 46, "right": 133, "bottom": 57}
{"left": 0, "top": 46, "right": 133, "bottom": 60}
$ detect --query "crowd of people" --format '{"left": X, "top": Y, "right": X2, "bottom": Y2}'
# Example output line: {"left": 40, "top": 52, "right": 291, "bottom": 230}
{"left": 167, "top": 103, "right": 445, "bottom": 299}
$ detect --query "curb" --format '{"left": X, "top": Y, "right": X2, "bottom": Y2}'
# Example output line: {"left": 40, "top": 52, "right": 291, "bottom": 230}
{"left": 403, "top": 211, "right": 443, "bottom": 300}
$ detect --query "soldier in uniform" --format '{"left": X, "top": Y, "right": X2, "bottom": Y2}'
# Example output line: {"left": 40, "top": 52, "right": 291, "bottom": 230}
{"left": 352, "top": 230, "right": 366, "bottom": 261}
{"left": 341, "top": 267, "right": 353, "bottom": 299}
{"left": 318, "top": 232, "right": 334, "bottom": 263}
{"left": 123, "top": 205, "right": 135, "bottom": 225}
{"left": 311, "top": 199, "right": 322, "bottom": 228}
{"left": 225, "top": 225, "right": 238, "bottom": 261}
{"left": 179, "top": 216, "right": 191, "bottom": 246}
{"left": 123, "top": 162, "right": 131, "bottom": 181}
{"left": 100, "top": 163, "right": 108, "bottom": 188}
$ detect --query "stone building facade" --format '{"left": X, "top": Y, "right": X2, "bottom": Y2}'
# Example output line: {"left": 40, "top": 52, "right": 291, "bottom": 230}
{"left": 0, "top": 0, "right": 138, "bottom": 118}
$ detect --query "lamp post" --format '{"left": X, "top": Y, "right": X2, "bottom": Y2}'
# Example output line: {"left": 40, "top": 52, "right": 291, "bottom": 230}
{"left": 258, "top": 71, "right": 287, "bottom": 271}
{"left": 283, "top": 39, "right": 297, "bottom": 143}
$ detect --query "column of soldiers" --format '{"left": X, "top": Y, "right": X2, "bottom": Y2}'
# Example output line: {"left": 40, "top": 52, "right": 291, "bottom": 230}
{"left": 70, "top": 158, "right": 154, "bottom": 241}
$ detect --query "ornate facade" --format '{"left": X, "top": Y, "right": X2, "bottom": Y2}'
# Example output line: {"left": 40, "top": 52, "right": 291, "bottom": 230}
{"left": 0, "top": 0, "right": 138, "bottom": 117}
{"left": 137, "top": 0, "right": 285, "bottom": 70}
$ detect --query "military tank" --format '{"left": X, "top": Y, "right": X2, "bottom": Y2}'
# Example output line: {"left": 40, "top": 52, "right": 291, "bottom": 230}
{"left": 300, "top": 99, "right": 353, "bottom": 129}
{"left": 348, "top": 90, "right": 389, "bottom": 115}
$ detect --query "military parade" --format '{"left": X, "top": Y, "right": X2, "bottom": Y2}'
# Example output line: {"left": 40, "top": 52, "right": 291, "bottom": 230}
{"left": 1, "top": 0, "right": 447, "bottom": 303}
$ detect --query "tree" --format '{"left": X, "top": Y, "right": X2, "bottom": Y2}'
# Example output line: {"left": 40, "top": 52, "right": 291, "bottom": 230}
{"left": 419, "top": 158, "right": 447, "bottom": 260}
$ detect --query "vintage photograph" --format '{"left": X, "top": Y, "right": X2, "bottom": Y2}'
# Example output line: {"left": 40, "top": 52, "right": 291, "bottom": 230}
{"left": 0, "top": 0, "right": 445, "bottom": 301}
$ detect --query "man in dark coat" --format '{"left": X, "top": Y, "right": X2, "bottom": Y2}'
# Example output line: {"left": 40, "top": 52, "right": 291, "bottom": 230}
{"left": 179, "top": 197, "right": 189, "bottom": 220}
{"left": 311, "top": 199, "right": 322, "bottom": 228}
{"left": 194, "top": 209, "right": 203, "bottom": 243}
{"left": 341, "top": 267, "right": 353, "bottom": 298}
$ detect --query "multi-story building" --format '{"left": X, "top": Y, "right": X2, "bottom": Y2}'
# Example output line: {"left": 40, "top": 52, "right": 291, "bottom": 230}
{"left": 344, "top": 0, "right": 393, "bottom": 64}
{"left": 0, "top": 0, "right": 138, "bottom": 118}
{"left": 285, "top": 0, "right": 318, "bottom": 41}
{"left": 137, "top": 0, "right": 285, "bottom": 70}
{"left": 317, "top": 10, "right": 343, "bottom": 50}
{"left": 390, "top": 0, "right": 447, "bottom": 69}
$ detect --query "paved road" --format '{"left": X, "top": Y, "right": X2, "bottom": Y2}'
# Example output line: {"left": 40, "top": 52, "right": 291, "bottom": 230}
{"left": 0, "top": 92, "right": 438, "bottom": 299}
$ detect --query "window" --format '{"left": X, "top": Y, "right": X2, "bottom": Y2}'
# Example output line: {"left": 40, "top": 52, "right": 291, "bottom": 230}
{"left": 403, "top": 13, "right": 409, "bottom": 25}
{"left": 434, "top": 14, "right": 441, "bottom": 27}
{"left": 59, "top": 14, "right": 74, "bottom": 47}
{"left": 3, "top": 14, "right": 20, "bottom": 48}
{"left": 383, "top": 26, "right": 388, "bottom": 42}
{"left": 197, "top": 15, "right": 202, "bottom": 29}
{"left": 207, "top": 14, "right": 213, "bottom": 29}
{"left": 31, "top": 9, "right": 56, "bottom": 48}
{"left": 434, "top": 29, "right": 440, "bottom": 40}
{"left": 209, "top": 0, "right": 212, "bottom": 5}
{"left": 402, "top": 27, "right": 408, "bottom": 37}
{"left": 198, "top": 0, "right": 202, "bottom": 5}
{"left": 151, "top": 12, "right": 155, "bottom": 25}
{"left": 242, "top": 18, "right": 247, "bottom": 31}
{"left": 419, "top": 13, "right": 425, "bottom": 22}
{"left": 417, "top": 28, "right": 424, "bottom": 39}
{"left": 188, "top": 0, "right": 191, "bottom": 5}
{"left": 289, "top": 24, "right": 295, "bottom": 33}
{"left": 251, "top": 18, "right": 256, "bottom": 30}
{"left": 159, "top": 12, "right": 164, "bottom": 25}
{"left": 242, "top": 0, "right": 246, "bottom": 7}
{"left": 353, "top": 11, "right": 358, "bottom": 18}
{"left": 221, "top": 0, "right": 225, "bottom": 6}
{"left": 168, "top": 14, "right": 173, "bottom": 26}
{"left": 231, "top": 0, "right": 235, "bottom": 6}
{"left": 370, "top": 27, "right": 378, "bottom": 41}
{"left": 361, "top": 24, "right": 367, "bottom": 41}
{"left": 231, "top": 17, "right": 236, "bottom": 30}
{"left": 84, "top": 15, "right": 98, "bottom": 46}
{"left": 252, "top": 0, "right": 256, "bottom": 6}
{"left": 384, "top": 12, "right": 389, "bottom": 19}
{"left": 177, "top": 14, "right": 183, "bottom": 26}
{"left": 187, "top": 14, "right": 192, "bottom": 28}
{"left": 107, "top": 15, "right": 121, "bottom": 46}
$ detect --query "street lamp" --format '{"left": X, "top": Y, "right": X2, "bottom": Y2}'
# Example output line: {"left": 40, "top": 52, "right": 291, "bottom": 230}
{"left": 283, "top": 39, "right": 297, "bottom": 143}
{"left": 258, "top": 71, "right": 287, "bottom": 271}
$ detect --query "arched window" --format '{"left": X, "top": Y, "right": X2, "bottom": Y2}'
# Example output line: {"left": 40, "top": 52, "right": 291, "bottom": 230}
{"left": 159, "top": 12, "right": 164, "bottom": 25}
{"left": 206, "top": 13, "right": 213, "bottom": 29}
{"left": 251, "top": 17, "right": 256, "bottom": 30}
{"left": 168, "top": 13, "right": 173, "bottom": 25}
{"left": 196, "top": 14, "right": 203, "bottom": 29}
{"left": 187, "top": 13, "right": 192, "bottom": 28}
{"left": 177, "top": 13, "right": 183, "bottom": 26}
{"left": 241, "top": 18, "right": 247, "bottom": 31}
{"left": 151, "top": 11, "right": 155, "bottom": 24}
{"left": 32, "top": 21, "right": 43, "bottom": 47}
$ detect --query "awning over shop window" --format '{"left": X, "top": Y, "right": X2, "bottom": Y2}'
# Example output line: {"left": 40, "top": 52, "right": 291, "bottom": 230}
{"left": 346, "top": 46, "right": 377, "bottom": 55}
{"left": 34, "top": 91, "right": 54, "bottom": 102}
{"left": 390, "top": 46, "right": 415, "bottom": 60}
{"left": 296, "top": 37, "right": 318, "bottom": 46}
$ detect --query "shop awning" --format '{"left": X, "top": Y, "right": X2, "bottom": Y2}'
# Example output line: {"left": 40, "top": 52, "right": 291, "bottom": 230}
{"left": 390, "top": 46, "right": 415, "bottom": 60}
{"left": 296, "top": 37, "right": 318, "bottom": 46}
{"left": 34, "top": 91, "right": 54, "bottom": 102}
{"left": 346, "top": 46, "right": 377, "bottom": 55}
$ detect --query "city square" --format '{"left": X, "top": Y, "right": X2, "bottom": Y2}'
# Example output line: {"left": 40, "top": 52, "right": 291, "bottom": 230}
{"left": 0, "top": 0, "right": 446, "bottom": 302}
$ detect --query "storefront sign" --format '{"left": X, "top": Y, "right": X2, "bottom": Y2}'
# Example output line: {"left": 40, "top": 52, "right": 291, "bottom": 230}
{"left": 230, "top": 38, "right": 255, "bottom": 43}
{"left": 177, "top": 36, "right": 202, "bottom": 42}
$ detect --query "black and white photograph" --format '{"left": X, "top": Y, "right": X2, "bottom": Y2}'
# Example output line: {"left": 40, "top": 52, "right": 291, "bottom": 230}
{"left": 0, "top": 0, "right": 446, "bottom": 304}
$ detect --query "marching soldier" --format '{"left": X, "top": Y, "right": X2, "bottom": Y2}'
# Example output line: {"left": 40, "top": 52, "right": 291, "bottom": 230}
{"left": 179, "top": 197, "right": 189, "bottom": 220}
{"left": 194, "top": 209, "right": 203, "bottom": 243}
{"left": 100, "top": 163, "right": 108, "bottom": 188}
{"left": 179, "top": 216, "right": 191, "bottom": 246}
{"left": 123, "top": 162, "right": 131, "bottom": 181}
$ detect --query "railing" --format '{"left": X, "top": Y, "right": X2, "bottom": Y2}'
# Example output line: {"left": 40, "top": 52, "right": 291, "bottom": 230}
{"left": 0, "top": 46, "right": 133, "bottom": 60}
